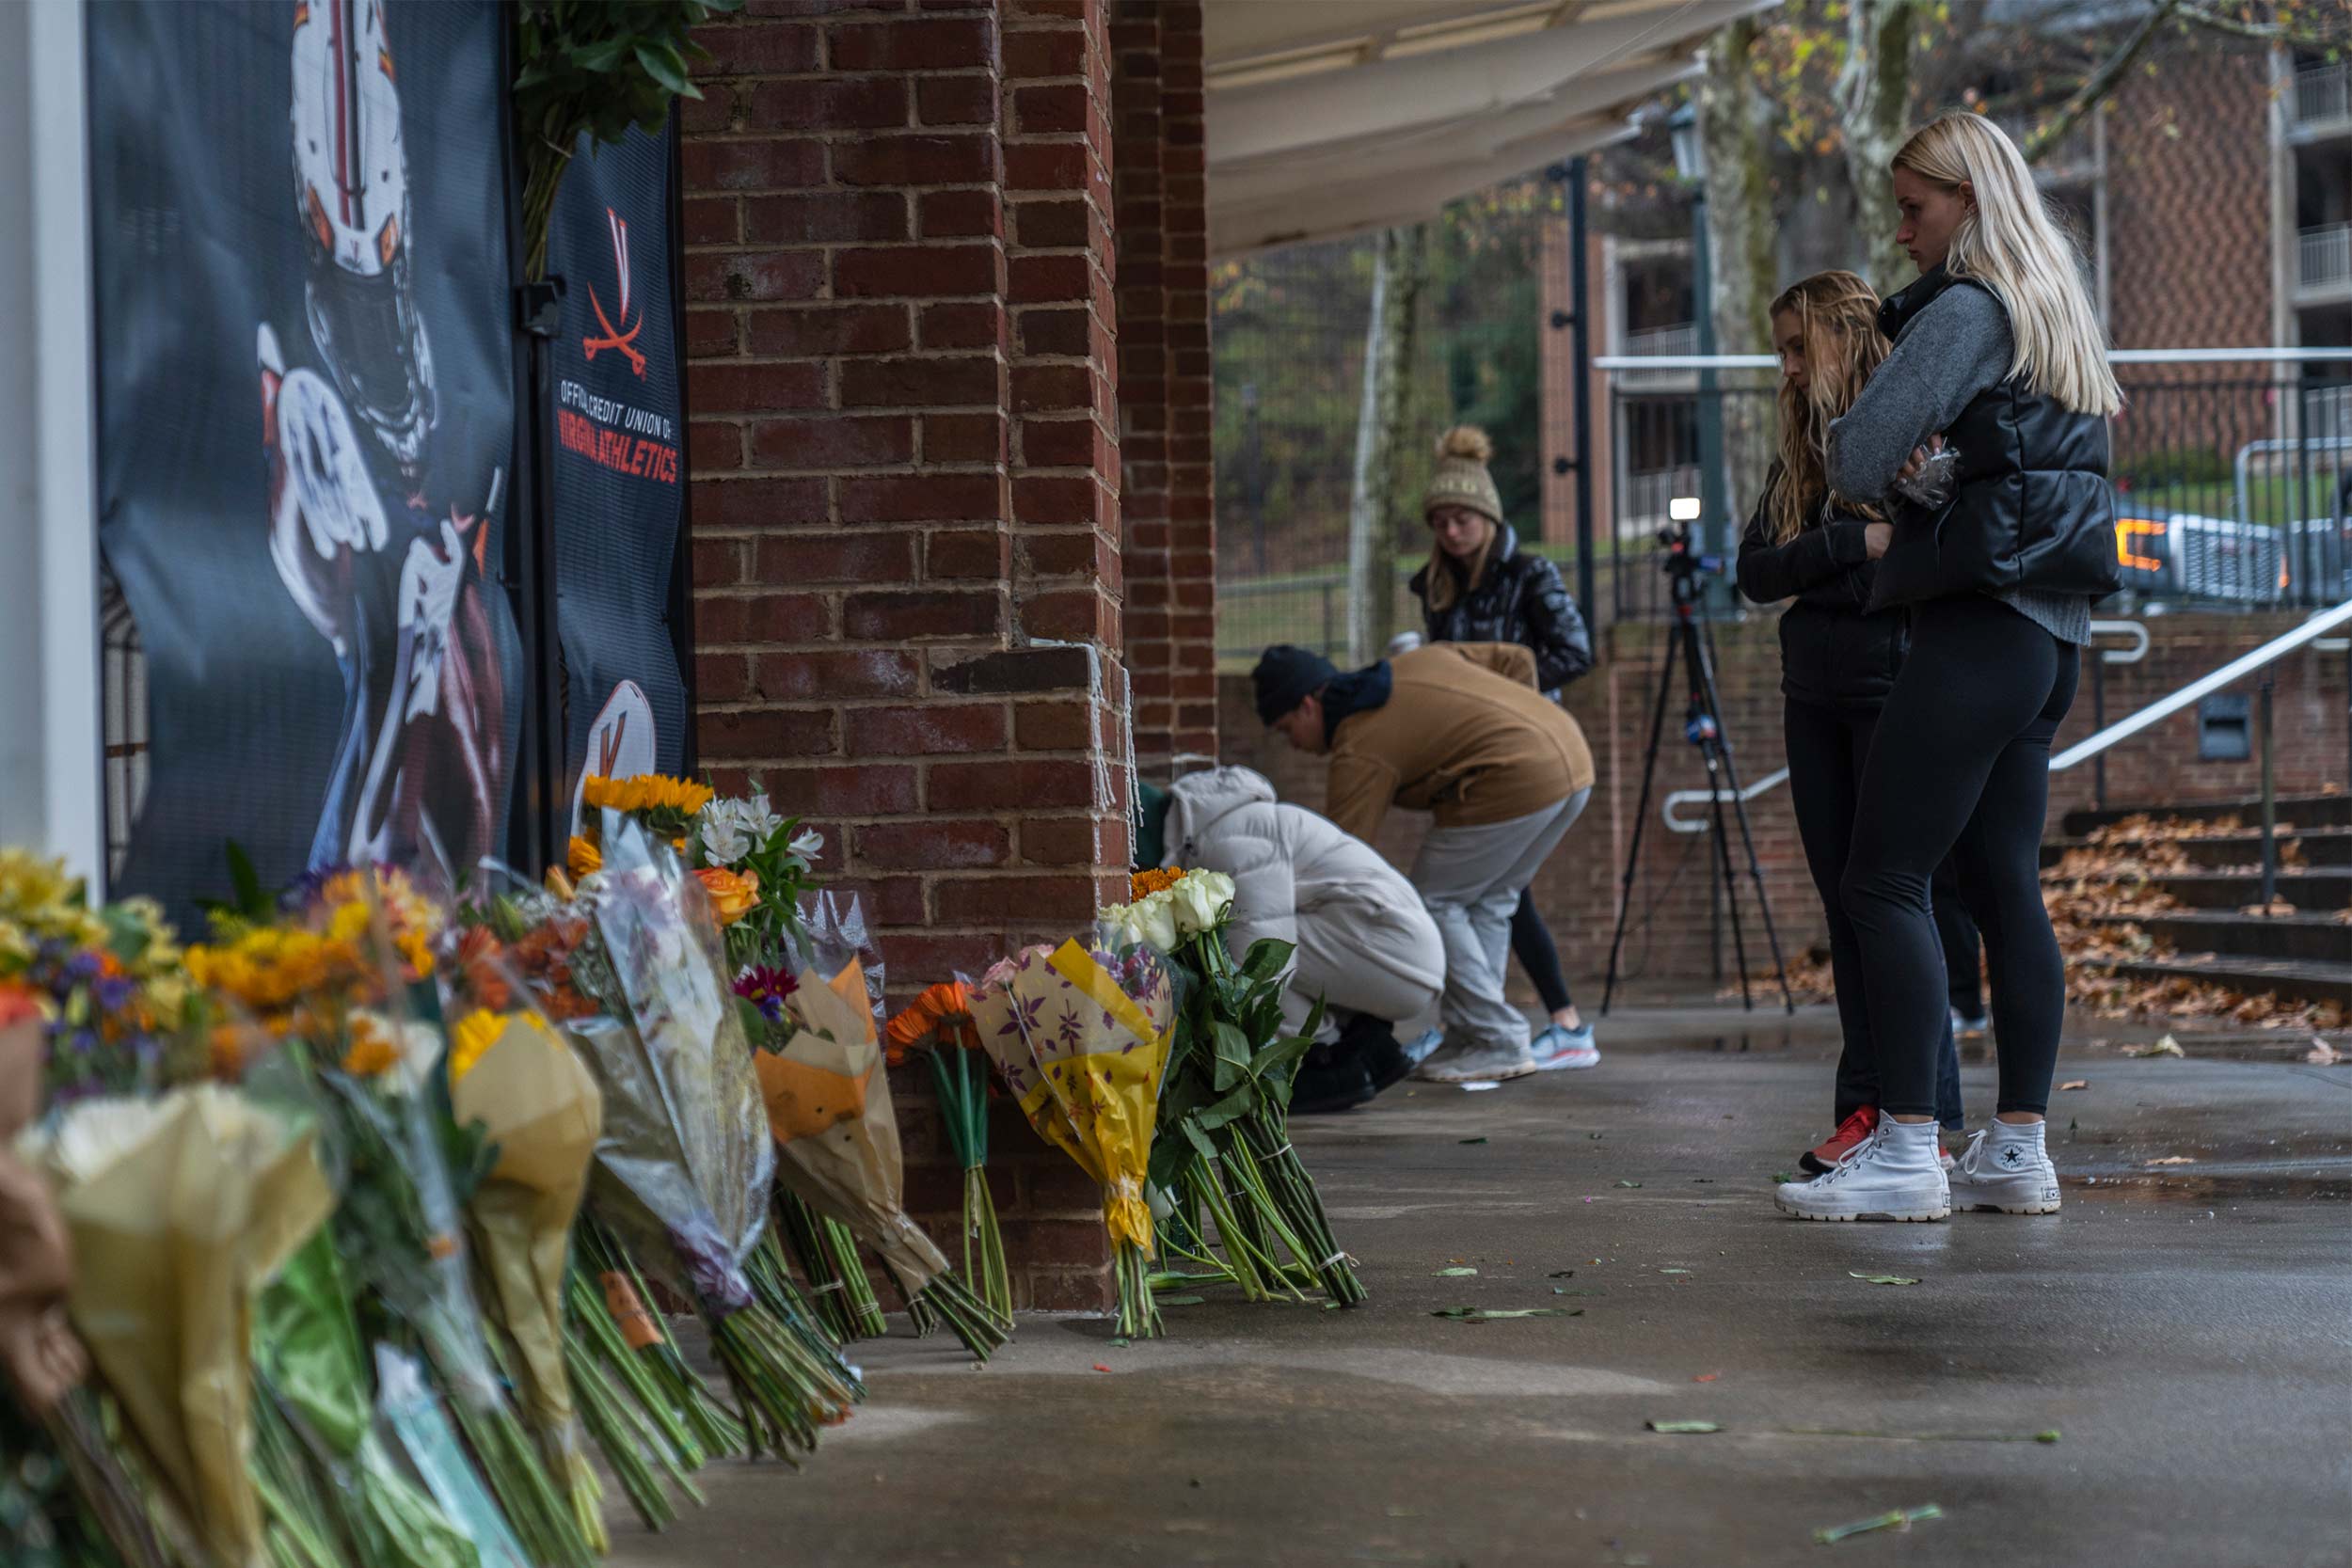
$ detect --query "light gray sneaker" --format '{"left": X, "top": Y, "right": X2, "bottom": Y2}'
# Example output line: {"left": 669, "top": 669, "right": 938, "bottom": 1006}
{"left": 1531, "top": 1022, "right": 1599, "bottom": 1071}
{"left": 1413, "top": 1037, "right": 1539, "bottom": 1085}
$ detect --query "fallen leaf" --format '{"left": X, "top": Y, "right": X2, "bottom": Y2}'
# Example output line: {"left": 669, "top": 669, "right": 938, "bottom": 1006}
{"left": 1659, "top": 1268, "right": 1692, "bottom": 1275}
{"left": 1091, "top": 1363, "right": 1112, "bottom": 1373}
{"left": 1849, "top": 1272, "right": 1920, "bottom": 1286}
{"left": 1814, "top": 1504, "right": 1944, "bottom": 1544}
{"left": 2146, "top": 1155, "right": 2197, "bottom": 1166}
{"left": 2125, "top": 1036, "right": 2185, "bottom": 1059}
{"left": 1109, "top": 1338, "right": 1129, "bottom": 1348}
{"left": 1692, "top": 1372, "right": 1720, "bottom": 1383}
{"left": 2307, "top": 1039, "right": 2343, "bottom": 1066}
{"left": 1431, "top": 1307, "right": 1581, "bottom": 1322}
{"left": 1772, "top": 1171, "right": 1799, "bottom": 1183}
{"left": 1615, "top": 1180, "right": 1644, "bottom": 1189}
{"left": 2058, "top": 1080, "right": 2089, "bottom": 1090}
{"left": 1553, "top": 1287, "right": 1602, "bottom": 1296}
{"left": 1548, "top": 1270, "right": 1575, "bottom": 1278}
{"left": 1459, "top": 1136, "right": 1489, "bottom": 1145}
{"left": 1434, "top": 1266, "right": 1479, "bottom": 1277}
{"left": 1645, "top": 1419, "right": 1721, "bottom": 1433}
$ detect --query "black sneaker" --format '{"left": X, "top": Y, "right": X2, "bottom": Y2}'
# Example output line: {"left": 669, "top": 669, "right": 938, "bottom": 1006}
{"left": 1290, "top": 1044, "right": 1376, "bottom": 1115}
{"left": 1339, "top": 1013, "right": 1413, "bottom": 1096}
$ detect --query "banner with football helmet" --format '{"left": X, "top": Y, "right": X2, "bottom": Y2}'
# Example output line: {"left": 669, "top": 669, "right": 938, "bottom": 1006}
{"left": 544, "top": 121, "right": 691, "bottom": 833}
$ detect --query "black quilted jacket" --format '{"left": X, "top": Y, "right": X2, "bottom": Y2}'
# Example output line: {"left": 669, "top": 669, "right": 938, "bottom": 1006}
{"left": 1407, "top": 524, "right": 1593, "bottom": 697}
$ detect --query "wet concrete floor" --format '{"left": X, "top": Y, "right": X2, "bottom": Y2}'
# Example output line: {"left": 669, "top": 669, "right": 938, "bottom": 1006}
{"left": 611, "top": 1006, "right": 2352, "bottom": 1568}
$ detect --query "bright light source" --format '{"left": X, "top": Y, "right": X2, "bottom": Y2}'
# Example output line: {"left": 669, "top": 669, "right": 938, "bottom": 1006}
{"left": 1669, "top": 497, "right": 1702, "bottom": 522}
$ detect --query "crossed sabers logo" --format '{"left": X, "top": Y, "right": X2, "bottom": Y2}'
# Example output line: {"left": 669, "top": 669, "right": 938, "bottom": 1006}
{"left": 596, "top": 713, "right": 629, "bottom": 777}
{"left": 582, "top": 207, "right": 647, "bottom": 377}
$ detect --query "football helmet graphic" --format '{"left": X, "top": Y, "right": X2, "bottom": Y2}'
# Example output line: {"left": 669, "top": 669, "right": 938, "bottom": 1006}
{"left": 290, "top": 0, "right": 436, "bottom": 477}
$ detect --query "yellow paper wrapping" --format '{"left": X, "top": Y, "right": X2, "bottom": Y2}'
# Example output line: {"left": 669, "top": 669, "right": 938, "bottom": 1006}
{"left": 30, "top": 1085, "right": 333, "bottom": 1568}
{"left": 765, "top": 962, "right": 950, "bottom": 1290}
{"left": 451, "top": 1013, "right": 602, "bottom": 1452}
{"left": 976, "top": 940, "right": 1174, "bottom": 1256}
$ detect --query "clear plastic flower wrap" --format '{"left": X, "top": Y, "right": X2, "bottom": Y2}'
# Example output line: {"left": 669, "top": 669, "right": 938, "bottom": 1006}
{"left": 565, "top": 814, "right": 772, "bottom": 1319}
{"left": 1893, "top": 440, "right": 1961, "bottom": 511}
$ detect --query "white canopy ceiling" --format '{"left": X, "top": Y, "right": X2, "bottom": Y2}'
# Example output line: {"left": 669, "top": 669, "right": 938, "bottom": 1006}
{"left": 1203, "top": 0, "right": 1778, "bottom": 259}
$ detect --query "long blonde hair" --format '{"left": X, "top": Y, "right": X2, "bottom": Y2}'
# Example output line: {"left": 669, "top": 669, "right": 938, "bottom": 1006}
{"left": 1769, "top": 271, "right": 1889, "bottom": 545}
{"left": 1893, "top": 113, "right": 2122, "bottom": 417}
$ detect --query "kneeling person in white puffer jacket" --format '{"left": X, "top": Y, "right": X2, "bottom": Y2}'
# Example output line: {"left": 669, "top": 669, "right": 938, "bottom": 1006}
{"left": 1140, "top": 767, "right": 1445, "bottom": 1114}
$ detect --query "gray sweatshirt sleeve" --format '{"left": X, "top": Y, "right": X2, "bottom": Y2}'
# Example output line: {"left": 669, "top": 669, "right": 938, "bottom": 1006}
{"left": 1826, "top": 285, "right": 2013, "bottom": 502}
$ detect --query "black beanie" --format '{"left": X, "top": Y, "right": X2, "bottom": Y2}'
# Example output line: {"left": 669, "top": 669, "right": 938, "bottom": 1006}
{"left": 1252, "top": 644, "right": 1337, "bottom": 726}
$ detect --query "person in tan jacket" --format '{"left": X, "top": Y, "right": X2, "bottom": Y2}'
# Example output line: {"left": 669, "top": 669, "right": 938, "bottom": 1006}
{"left": 1253, "top": 641, "right": 1596, "bottom": 1084}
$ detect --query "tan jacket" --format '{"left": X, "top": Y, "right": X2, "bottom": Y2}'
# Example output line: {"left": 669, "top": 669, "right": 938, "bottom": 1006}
{"left": 1324, "top": 642, "right": 1596, "bottom": 845}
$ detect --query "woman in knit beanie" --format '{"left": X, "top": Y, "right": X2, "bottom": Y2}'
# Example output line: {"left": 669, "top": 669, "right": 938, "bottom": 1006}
{"left": 1406, "top": 423, "right": 1598, "bottom": 1072}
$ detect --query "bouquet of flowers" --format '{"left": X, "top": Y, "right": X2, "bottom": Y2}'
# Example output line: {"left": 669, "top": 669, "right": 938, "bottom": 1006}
{"left": 966, "top": 936, "right": 1176, "bottom": 1338}
{"left": 190, "top": 869, "right": 596, "bottom": 1568}
{"left": 885, "top": 980, "right": 1009, "bottom": 1321}
{"left": 557, "top": 815, "right": 851, "bottom": 1456}
{"left": 570, "top": 773, "right": 821, "bottom": 972}
{"left": 755, "top": 955, "right": 1010, "bottom": 1360}
{"left": 1105, "top": 867, "right": 1363, "bottom": 1307}
{"left": 0, "top": 848, "right": 191, "bottom": 1105}
{"left": 24, "top": 1083, "right": 336, "bottom": 1568}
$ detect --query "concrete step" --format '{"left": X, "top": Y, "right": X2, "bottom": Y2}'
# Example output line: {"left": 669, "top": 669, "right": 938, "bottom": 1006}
{"left": 2094, "top": 953, "right": 2352, "bottom": 1008}
{"left": 2090, "top": 911, "right": 2352, "bottom": 965}
{"left": 2042, "top": 826, "right": 2352, "bottom": 869}
{"left": 2061, "top": 794, "right": 2349, "bottom": 836}
{"left": 2148, "top": 870, "right": 2352, "bottom": 911}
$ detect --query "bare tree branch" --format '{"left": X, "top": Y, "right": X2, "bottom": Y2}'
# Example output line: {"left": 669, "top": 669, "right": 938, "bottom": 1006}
{"left": 2022, "top": 0, "right": 2181, "bottom": 165}
{"left": 2176, "top": 3, "right": 2345, "bottom": 50}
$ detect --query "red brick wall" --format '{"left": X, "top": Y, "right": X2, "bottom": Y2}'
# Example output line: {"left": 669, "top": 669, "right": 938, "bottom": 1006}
{"left": 2103, "top": 40, "right": 2275, "bottom": 356}
{"left": 681, "top": 0, "right": 1130, "bottom": 1309}
{"left": 1111, "top": 0, "right": 1216, "bottom": 775}
{"left": 1221, "top": 614, "right": 2348, "bottom": 994}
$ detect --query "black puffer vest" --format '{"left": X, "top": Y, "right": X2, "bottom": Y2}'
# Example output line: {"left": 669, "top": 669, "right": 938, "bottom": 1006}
{"left": 1866, "top": 269, "right": 2120, "bottom": 610}
{"left": 1408, "top": 524, "right": 1593, "bottom": 698}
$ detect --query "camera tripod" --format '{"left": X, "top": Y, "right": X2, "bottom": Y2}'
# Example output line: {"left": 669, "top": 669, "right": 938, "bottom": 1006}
{"left": 1599, "top": 528, "right": 1793, "bottom": 1015}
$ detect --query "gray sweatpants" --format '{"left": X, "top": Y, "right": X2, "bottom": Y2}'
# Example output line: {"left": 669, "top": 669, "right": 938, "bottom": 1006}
{"left": 1409, "top": 790, "right": 1590, "bottom": 1053}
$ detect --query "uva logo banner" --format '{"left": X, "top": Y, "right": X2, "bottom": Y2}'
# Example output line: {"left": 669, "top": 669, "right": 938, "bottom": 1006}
{"left": 583, "top": 207, "right": 647, "bottom": 378}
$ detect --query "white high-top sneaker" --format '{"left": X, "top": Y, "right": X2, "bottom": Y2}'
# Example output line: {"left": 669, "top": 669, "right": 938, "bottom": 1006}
{"left": 1774, "top": 1119, "right": 1949, "bottom": 1222}
{"left": 1947, "top": 1120, "right": 2061, "bottom": 1214}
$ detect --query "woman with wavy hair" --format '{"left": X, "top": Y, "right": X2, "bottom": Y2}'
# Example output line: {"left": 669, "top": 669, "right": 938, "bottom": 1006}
{"left": 1738, "top": 270, "right": 1964, "bottom": 1178}
{"left": 1776, "top": 113, "right": 2120, "bottom": 1224}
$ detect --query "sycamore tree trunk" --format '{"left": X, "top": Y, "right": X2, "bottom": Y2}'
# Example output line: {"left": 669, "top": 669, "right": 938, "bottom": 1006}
{"left": 1346, "top": 222, "right": 1429, "bottom": 663}
{"left": 1695, "top": 20, "right": 1775, "bottom": 538}
{"left": 1837, "top": 0, "right": 1918, "bottom": 296}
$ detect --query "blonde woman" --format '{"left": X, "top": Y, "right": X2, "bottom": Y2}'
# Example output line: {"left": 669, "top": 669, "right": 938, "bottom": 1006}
{"left": 1736, "top": 272, "right": 1964, "bottom": 1176}
{"left": 1775, "top": 113, "right": 2121, "bottom": 1225}
{"left": 1407, "top": 425, "right": 1597, "bottom": 1071}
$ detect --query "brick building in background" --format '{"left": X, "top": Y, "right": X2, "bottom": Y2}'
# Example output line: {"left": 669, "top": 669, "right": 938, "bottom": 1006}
{"left": 678, "top": 0, "right": 1216, "bottom": 1308}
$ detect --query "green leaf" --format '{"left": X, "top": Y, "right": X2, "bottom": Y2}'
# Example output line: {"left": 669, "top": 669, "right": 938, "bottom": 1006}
{"left": 1247, "top": 1035, "right": 1314, "bottom": 1085}
{"left": 1192, "top": 1083, "right": 1258, "bottom": 1134}
{"left": 571, "top": 36, "right": 633, "bottom": 72}
{"left": 1614, "top": 1180, "right": 1643, "bottom": 1189}
{"left": 633, "top": 40, "right": 693, "bottom": 96}
{"left": 1154, "top": 1294, "right": 1205, "bottom": 1307}
{"left": 1238, "top": 939, "right": 1295, "bottom": 984}
{"left": 1814, "top": 1505, "right": 1943, "bottom": 1544}
{"left": 1849, "top": 1272, "right": 1921, "bottom": 1287}
{"left": 1459, "top": 1137, "right": 1488, "bottom": 1145}
{"left": 1430, "top": 1307, "right": 1579, "bottom": 1322}
{"left": 1208, "top": 1020, "right": 1250, "bottom": 1091}
{"left": 1433, "top": 1266, "right": 1478, "bottom": 1277}
{"left": 1645, "top": 1420, "right": 1721, "bottom": 1434}
{"left": 226, "top": 839, "right": 266, "bottom": 917}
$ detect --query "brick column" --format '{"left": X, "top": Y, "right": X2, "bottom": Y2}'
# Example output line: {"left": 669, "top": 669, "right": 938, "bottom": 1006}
{"left": 1110, "top": 0, "right": 1214, "bottom": 780}
{"left": 682, "top": 0, "right": 1128, "bottom": 1310}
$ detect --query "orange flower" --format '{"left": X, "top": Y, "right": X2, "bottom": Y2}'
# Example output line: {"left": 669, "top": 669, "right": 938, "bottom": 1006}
{"left": 567, "top": 836, "right": 602, "bottom": 879}
{"left": 692, "top": 866, "right": 762, "bottom": 927}
{"left": 0, "top": 982, "right": 40, "bottom": 1030}
{"left": 1130, "top": 865, "right": 1184, "bottom": 900}
{"left": 883, "top": 980, "right": 978, "bottom": 1067}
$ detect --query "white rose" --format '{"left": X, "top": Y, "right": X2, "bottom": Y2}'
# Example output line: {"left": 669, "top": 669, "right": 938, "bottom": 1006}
{"left": 1168, "top": 869, "right": 1234, "bottom": 937}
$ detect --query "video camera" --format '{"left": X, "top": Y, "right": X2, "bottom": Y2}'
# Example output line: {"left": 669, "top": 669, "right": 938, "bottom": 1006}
{"left": 1657, "top": 499, "right": 1724, "bottom": 594}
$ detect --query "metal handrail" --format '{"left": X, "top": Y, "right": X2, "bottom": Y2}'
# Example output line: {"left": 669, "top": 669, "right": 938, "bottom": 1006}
{"left": 2047, "top": 598, "right": 2352, "bottom": 770}
{"left": 1661, "top": 619, "right": 2153, "bottom": 832}
{"left": 1596, "top": 347, "right": 2352, "bottom": 371}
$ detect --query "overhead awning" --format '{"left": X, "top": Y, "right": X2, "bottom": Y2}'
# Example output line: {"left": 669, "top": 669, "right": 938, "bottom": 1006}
{"left": 1204, "top": 1, "right": 1777, "bottom": 259}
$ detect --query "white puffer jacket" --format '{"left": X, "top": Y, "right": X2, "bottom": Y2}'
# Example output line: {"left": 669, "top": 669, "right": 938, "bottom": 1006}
{"left": 1161, "top": 768, "right": 1444, "bottom": 1024}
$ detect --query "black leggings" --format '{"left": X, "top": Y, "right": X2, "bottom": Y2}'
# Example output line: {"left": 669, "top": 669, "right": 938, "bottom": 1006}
{"left": 1841, "top": 595, "right": 2080, "bottom": 1118}
{"left": 1783, "top": 699, "right": 1965, "bottom": 1129}
{"left": 1510, "top": 892, "right": 1573, "bottom": 1016}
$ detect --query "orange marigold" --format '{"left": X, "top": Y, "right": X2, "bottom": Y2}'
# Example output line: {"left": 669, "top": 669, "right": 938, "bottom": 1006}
{"left": 883, "top": 979, "right": 977, "bottom": 1067}
{"left": 1129, "top": 866, "right": 1184, "bottom": 900}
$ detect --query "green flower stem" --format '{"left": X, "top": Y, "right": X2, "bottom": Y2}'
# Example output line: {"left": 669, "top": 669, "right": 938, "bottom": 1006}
{"left": 1113, "top": 1238, "right": 1162, "bottom": 1339}
{"left": 963, "top": 1166, "right": 1013, "bottom": 1321}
